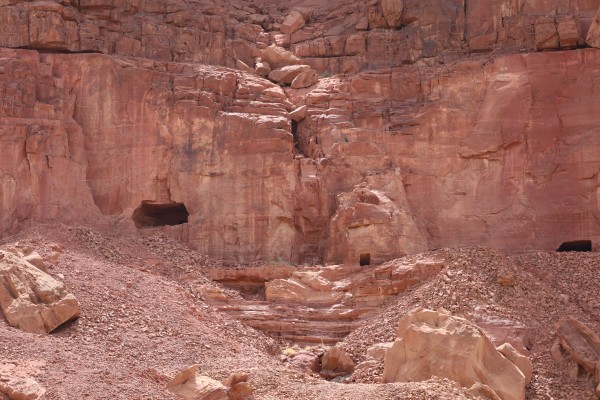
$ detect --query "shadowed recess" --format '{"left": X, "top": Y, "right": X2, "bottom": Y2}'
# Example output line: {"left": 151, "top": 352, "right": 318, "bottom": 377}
{"left": 132, "top": 201, "right": 189, "bottom": 228}
{"left": 359, "top": 253, "right": 371, "bottom": 266}
{"left": 556, "top": 240, "right": 592, "bottom": 252}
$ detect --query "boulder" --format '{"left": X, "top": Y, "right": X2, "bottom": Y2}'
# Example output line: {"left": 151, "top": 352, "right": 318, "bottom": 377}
{"left": 291, "top": 69, "right": 319, "bottom": 89}
{"left": 167, "top": 365, "right": 228, "bottom": 400}
{"left": 556, "top": 318, "right": 600, "bottom": 374}
{"left": 587, "top": 6, "right": 600, "bottom": 48}
{"left": 535, "top": 17, "right": 559, "bottom": 50}
{"left": 0, "top": 363, "right": 45, "bottom": 400}
{"left": 287, "top": 351, "right": 320, "bottom": 374}
{"left": 556, "top": 17, "right": 579, "bottom": 49}
{"left": 321, "top": 347, "right": 354, "bottom": 378}
{"left": 0, "top": 250, "right": 79, "bottom": 334}
{"left": 222, "top": 373, "right": 253, "bottom": 400}
{"left": 290, "top": 105, "right": 307, "bottom": 122}
{"left": 261, "top": 44, "right": 300, "bottom": 69}
{"left": 268, "top": 65, "right": 312, "bottom": 85}
{"left": 383, "top": 308, "right": 527, "bottom": 400}
{"left": 227, "top": 382, "right": 253, "bottom": 400}
{"left": 280, "top": 11, "right": 305, "bottom": 35}
{"left": 254, "top": 58, "right": 271, "bottom": 77}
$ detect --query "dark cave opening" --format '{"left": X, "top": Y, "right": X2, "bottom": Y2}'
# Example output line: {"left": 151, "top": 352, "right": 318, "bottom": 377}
{"left": 132, "top": 201, "right": 189, "bottom": 229}
{"left": 359, "top": 253, "right": 371, "bottom": 266}
{"left": 556, "top": 240, "right": 592, "bottom": 252}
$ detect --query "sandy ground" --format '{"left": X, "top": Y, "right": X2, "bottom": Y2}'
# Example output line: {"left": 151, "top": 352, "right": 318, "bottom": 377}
{"left": 1, "top": 223, "right": 598, "bottom": 399}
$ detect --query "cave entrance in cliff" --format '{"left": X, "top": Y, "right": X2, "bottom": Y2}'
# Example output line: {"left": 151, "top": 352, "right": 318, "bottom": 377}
{"left": 359, "top": 253, "right": 371, "bottom": 266}
{"left": 132, "top": 201, "right": 189, "bottom": 229}
{"left": 556, "top": 240, "right": 592, "bottom": 252}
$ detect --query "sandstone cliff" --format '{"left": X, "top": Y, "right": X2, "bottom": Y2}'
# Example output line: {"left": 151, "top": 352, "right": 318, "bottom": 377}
{"left": 1, "top": 0, "right": 599, "bottom": 263}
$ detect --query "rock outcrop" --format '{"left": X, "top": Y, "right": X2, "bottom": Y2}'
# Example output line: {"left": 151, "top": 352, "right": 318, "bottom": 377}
{"left": 0, "top": 0, "right": 599, "bottom": 264}
{"left": 383, "top": 308, "right": 529, "bottom": 400}
{"left": 0, "top": 249, "right": 79, "bottom": 334}
{"left": 204, "top": 256, "right": 445, "bottom": 343}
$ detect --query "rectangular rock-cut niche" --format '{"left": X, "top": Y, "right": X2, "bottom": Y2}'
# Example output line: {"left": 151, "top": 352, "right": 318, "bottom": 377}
{"left": 132, "top": 201, "right": 189, "bottom": 228}
{"left": 360, "top": 253, "right": 371, "bottom": 266}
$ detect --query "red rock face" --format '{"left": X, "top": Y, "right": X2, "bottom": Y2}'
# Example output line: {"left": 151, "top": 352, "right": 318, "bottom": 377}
{"left": 294, "top": 49, "right": 600, "bottom": 257}
{"left": 1, "top": 1, "right": 600, "bottom": 263}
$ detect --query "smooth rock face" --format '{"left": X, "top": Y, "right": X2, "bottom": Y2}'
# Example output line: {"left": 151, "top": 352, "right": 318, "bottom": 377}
{"left": 0, "top": 250, "right": 80, "bottom": 334}
{"left": 383, "top": 308, "right": 527, "bottom": 400}
{"left": 167, "top": 365, "right": 228, "bottom": 400}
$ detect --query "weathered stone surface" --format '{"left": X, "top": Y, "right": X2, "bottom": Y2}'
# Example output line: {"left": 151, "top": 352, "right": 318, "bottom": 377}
{"left": 222, "top": 373, "right": 253, "bottom": 400}
{"left": 227, "top": 382, "right": 253, "bottom": 400}
{"left": 291, "top": 69, "right": 319, "bottom": 89}
{"left": 269, "top": 65, "right": 312, "bottom": 84}
{"left": 366, "top": 342, "right": 393, "bottom": 362}
{"left": 0, "top": 250, "right": 79, "bottom": 334}
{"left": 467, "top": 383, "right": 502, "bottom": 400}
{"left": 326, "top": 182, "right": 427, "bottom": 265}
{"left": 0, "top": 363, "right": 45, "bottom": 400}
{"left": 2, "top": 38, "right": 600, "bottom": 265}
{"left": 535, "top": 17, "right": 559, "bottom": 50}
{"left": 261, "top": 44, "right": 301, "bottom": 69}
{"left": 556, "top": 318, "right": 600, "bottom": 374}
{"left": 254, "top": 58, "right": 271, "bottom": 77}
{"left": 281, "top": 10, "right": 306, "bottom": 35}
{"left": 287, "top": 351, "right": 320, "bottom": 374}
{"left": 557, "top": 17, "right": 580, "bottom": 49}
{"left": 383, "top": 308, "right": 527, "bottom": 400}
{"left": 167, "top": 365, "right": 228, "bottom": 400}
{"left": 290, "top": 105, "right": 307, "bottom": 121}
{"left": 321, "top": 347, "right": 354, "bottom": 377}
{"left": 206, "top": 257, "right": 444, "bottom": 343}
{"left": 587, "top": 6, "right": 600, "bottom": 48}
{"left": 380, "top": 0, "right": 404, "bottom": 28}
{"left": 497, "top": 343, "right": 533, "bottom": 384}
{"left": 292, "top": 49, "right": 600, "bottom": 258}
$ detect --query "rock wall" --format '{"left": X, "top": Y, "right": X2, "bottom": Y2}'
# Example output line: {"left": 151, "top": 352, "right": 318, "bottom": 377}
{"left": 1, "top": 0, "right": 599, "bottom": 263}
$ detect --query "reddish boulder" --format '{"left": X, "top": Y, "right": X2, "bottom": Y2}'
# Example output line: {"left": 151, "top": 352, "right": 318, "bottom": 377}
{"left": 280, "top": 10, "right": 306, "bottom": 35}
{"left": 556, "top": 318, "right": 600, "bottom": 374}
